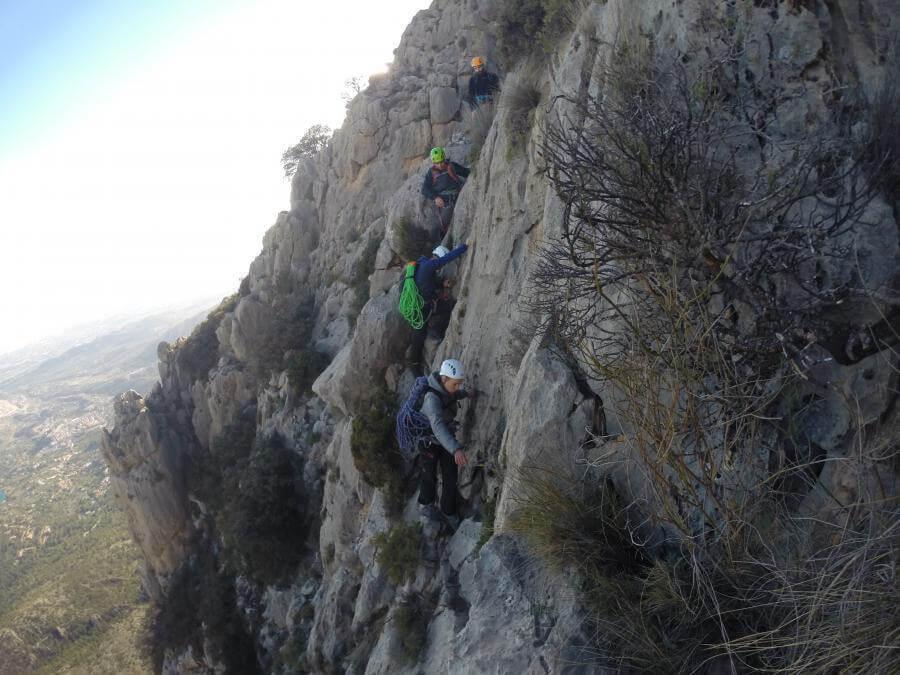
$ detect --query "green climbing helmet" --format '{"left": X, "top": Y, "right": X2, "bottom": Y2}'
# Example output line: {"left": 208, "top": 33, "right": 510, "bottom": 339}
{"left": 430, "top": 146, "right": 446, "bottom": 163}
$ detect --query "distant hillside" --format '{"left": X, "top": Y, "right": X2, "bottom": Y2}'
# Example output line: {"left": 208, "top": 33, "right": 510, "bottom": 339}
{"left": 0, "top": 302, "right": 213, "bottom": 398}
{"left": 0, "top": 300, "right": 216, "bottom": 674}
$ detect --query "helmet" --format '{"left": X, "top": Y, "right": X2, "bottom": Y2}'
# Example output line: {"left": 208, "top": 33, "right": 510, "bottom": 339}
{"left": 439, "top": 358, "right": 465, "bottom": 380}
{"left": 430, "top": 147, "right": 446, "bottom": 163}
{"left": 432, "top": 245, "right": 450, "bottom": 258}
{"left": 471, "top": 56, "right": 485, "bottom": 69}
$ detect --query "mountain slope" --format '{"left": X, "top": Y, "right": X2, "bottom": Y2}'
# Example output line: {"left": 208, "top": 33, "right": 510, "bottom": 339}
{"left": 102, "top": 1, "right": 899, "bottom": 673}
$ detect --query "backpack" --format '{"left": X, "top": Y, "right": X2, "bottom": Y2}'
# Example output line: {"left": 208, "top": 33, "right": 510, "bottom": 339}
{"left": 396, "top": 376, "right": 442, "bottom": 456}
{"left": 398, "top": 262, "right": 426, "bottom": 329}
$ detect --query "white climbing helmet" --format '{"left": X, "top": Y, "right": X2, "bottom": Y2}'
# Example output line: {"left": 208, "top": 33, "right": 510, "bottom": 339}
{"left": 439, "top": 358, "right": 465, "bottom": 380}
{"left": 432, "top": 245, "right": 450, "bottom": 258}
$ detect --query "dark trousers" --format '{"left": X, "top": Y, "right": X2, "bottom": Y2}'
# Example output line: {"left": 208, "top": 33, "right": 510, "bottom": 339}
{"left": 431, "top": 195, "right": 458, "bottom": 243}
{"left": 409, "top": 297, "right": 455, "bottom": 373}
{"left": 418, "top": 444, "right": 458, "bottom": 515}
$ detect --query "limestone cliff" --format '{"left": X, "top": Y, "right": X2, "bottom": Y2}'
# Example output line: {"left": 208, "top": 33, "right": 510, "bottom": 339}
{"left": 103, "top": 1, "right": 899, "bottom": 673}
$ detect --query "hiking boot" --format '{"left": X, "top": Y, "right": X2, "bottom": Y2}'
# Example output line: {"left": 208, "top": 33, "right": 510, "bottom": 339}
{"left": 419, "top": 503, "right": 440, "bottom": 522}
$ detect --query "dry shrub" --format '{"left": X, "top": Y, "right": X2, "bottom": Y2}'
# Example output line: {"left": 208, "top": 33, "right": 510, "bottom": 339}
{"left": 495, "top": 0, "right": 589, "bottom": 63}
{"left": 511, "top": 460, "right": 899, "bottom": 672}
{"left": 465, "top": 103, "right": 497, "bottom": 165}
{"left": 391, "top": 216, "right": 432, "bottom": 262}
{"left": 503, "top": 71, "right": 542, "bottom": 156}
{"left": 515, "top": 23, "right": 900, "bottom": 675}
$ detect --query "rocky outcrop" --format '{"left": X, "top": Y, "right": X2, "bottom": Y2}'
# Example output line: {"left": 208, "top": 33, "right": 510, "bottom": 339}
{"left": 102, "top": 0, "right": 899, "bottom": 673}
{"left": 101, "top": 390, "right": 194, "bottom": 598}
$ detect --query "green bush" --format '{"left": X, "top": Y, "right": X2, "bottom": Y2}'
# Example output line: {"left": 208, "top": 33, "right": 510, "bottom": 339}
{"left": 285, "top": 348, "right": 330, "bottom": 394}
{"left": 394, "top": 596, "right": 430, "bottom": 664}
{"left": 218, "top": 436, "right": 310, "bottom": 584}
{"left": 175, "top": 293, "right": 238, "bottom": 383}
{"left": 190, "top": 423, "right": 310, "bottom": 585}
{"left": 255, "top": 294, "right": 318, "bottom": 377}
{"left": 144, "top": 551, "right": 259, "bottom": 674}
{"left": 281, "top": 123, "right": 331, "bottom": 179}
{"left": 350, "top": 386, "right": 406, "bottom": 514}
{"left": 373, "top": 523, "right": 421, "bottom": 585}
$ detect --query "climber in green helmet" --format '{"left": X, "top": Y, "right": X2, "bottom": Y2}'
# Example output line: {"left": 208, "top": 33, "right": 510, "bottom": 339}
{"left": 421, "top": 147, "right": 470, "bottom": 242}
{"left": 407, "top": 242, "right": 468, "bottom": 375}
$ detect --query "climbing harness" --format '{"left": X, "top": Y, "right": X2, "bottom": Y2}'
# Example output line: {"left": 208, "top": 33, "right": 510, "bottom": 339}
{"left": 399, "top": 262, "right": 426, "bottom": 329}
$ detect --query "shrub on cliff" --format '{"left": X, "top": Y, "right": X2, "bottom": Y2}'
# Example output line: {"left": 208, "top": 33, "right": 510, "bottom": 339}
{"left": 373, "top": 522, "right": 421, "bottom": 585}
{"left": 176, "top": 293, "right": 238, "bottom": 383}
{"left": 391, "top": 217, "right": 432, "bottom": 262}
{"left": 144, "top": 550, "right": 259, "bottom": 674}
{"left": 394, "top": 595, "right": 431, "bottom": 664}
{"left": 190, "top": 422, "right": 310, "bottom": 584}
{"left": 218, "top": 435, "right": 310, "bottom": 584}
{"left": 495, "top": 0, "right": 585, "bottom": 63}
{"left": 281, "top": 123, "right": 331, "bottom": 178}
{"left": 350, "top": 386, "right": 406, "bottom": 514}
{"left": 255, "top": 293, "right": 319, "bottom": 377}
{"left": 285, "top": 347, "right": 330, "bottom": 394}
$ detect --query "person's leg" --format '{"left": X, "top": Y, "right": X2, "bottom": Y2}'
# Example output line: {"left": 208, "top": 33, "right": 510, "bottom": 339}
{"left": 437, "top": 449, "right": 459, "bottom": 516}
{"left": 428, "top": 297, "right": 455, "bottom": 339}
{"left": 441, "top": 201, "right": 456, "bottom": 235}
{"left": 409, "top": 323, "right": 428, "bottom": 374}
{"left": 418, "top": 447, "right": 439, "bottom": 507}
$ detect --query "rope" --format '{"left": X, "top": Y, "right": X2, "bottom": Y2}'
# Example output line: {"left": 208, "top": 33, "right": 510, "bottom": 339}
{"left": 399, "top": 262, "right": 426, "bottom": 329}
{"left": 396, "top": 376, "right": 435, "bottom": 453}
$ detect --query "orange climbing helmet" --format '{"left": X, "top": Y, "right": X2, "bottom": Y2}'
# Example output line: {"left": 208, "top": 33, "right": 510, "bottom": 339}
{"left": 471, "top": 56, "right": 485, "bottom": 69}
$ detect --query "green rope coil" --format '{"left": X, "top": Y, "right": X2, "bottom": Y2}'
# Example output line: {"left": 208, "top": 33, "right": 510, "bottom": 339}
{"left": 399, "top": 263, "right": 425, "bottom": 329}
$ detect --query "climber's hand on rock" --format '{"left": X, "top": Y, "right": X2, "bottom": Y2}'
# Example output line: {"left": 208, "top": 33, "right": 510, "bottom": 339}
{"left": 435, "top": 196, "right": 446, "bottom": 208}
{"left": 454, "top": 450, "right": 468, "bottom": 466}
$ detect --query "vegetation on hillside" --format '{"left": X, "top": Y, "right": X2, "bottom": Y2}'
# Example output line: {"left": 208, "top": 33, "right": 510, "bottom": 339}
{"left": 0, "top": 425, "right": 149, "bottom": 673}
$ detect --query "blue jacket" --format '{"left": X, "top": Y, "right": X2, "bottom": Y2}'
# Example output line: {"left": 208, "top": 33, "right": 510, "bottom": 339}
{"left": 414, "top": 244, "right": 468, "bottom": 302}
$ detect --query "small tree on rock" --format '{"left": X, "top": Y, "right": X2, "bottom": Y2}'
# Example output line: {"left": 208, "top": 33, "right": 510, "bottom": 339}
{"left": 281, "top": 124, "right": 331, "bottom": 179}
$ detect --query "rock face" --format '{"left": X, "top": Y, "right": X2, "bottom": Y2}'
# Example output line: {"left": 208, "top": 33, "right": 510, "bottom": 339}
{"left": 102, "top": 390, "right": 193, "bottom": 599}
{"left": 102, "top": 1, "right": 899, "bottom": 673}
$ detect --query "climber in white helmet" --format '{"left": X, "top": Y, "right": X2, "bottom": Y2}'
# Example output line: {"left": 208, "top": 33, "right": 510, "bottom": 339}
{"left": 417, "top": 358, "right": 471, "bottom": 527}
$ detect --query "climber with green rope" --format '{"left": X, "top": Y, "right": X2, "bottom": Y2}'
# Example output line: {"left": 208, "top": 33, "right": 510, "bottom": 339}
{"left": 402, "top": 242, "right": 469, "bottom": 374}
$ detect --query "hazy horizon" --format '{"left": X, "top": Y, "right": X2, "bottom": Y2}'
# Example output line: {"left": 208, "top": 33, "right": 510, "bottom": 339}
{"left": 0, "top": 0, "right": 431, "bottom": 355}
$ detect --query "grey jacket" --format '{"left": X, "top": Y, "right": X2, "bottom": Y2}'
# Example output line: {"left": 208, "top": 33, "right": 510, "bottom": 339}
{"left": 420, "top": 373, "right": 468, "bottom": 454}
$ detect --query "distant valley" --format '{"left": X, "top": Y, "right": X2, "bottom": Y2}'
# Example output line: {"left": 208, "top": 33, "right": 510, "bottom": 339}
{"left": 0, "top": 301, "right": 213, "bottom": 674}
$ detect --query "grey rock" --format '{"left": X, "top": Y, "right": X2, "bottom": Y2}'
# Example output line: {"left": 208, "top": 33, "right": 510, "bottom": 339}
{"left": 429, "top": 86, "right": 460, "bottom": 124}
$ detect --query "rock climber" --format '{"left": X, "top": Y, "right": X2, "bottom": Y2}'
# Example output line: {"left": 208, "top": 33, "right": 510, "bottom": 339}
{"left": 417, "top": 358, "right": 471, "bottom": 528}
{"left": 421, "top": 147, "right": 469, "bottom": 242}
{"left": 408, "top": 242, "right": 468, "bottom": 374}
{"left": 467, "top": 56, "right": 501, "bottom": 107}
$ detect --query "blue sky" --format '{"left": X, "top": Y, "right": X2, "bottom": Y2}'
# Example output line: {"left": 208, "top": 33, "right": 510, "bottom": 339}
{"left": 0, "top": 1, "right": 242, "bottom": 155}
{"left": 0, "top": 0, "right": 431, "bottom": 355}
